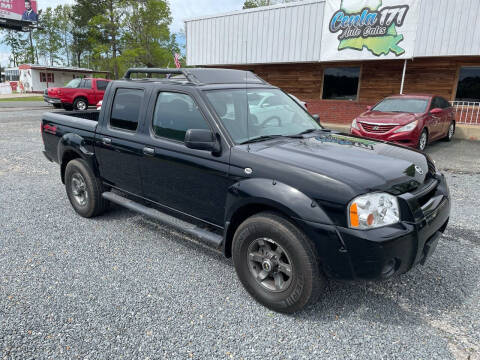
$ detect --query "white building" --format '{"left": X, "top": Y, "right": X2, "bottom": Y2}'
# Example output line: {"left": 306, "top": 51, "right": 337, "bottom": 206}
{"left": 11, "top": 64, "right": 110, "bottom": 93}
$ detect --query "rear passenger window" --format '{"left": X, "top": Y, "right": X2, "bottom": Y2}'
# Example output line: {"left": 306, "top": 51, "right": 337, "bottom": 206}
{"left": 81, "top": 79, "right": 92, "bottom": 89}
{"left": 110, "top": 88, "right": 144, "bottom": 131}
{"left": 97, "top": 80, "right": 108, "bottom": 91}
{"left": 153, "top": 92, "right": 209, "bottom": 141}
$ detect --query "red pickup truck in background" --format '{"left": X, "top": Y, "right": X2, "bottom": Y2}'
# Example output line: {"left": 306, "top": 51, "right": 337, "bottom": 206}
{"left": 43, "top": 78, "right": 111, "bottom": 111}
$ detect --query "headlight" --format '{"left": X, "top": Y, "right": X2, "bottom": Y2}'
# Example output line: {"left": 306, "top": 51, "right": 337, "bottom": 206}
{"left": 351, "top": 118, "right": 360, "bottom": 130}
{"left": 348, "top": 193, "right": 400, "bottom": 229}
{"left": 394, "top": 120, "right": 418, "bottom": 133}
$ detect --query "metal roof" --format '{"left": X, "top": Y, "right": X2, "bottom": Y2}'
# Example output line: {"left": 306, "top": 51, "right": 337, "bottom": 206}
{"left": 185, "top": 0, "right": 480, "bottom": 66}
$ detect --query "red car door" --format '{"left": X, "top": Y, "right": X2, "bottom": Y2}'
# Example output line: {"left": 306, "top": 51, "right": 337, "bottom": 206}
{"left": 94, "top": 79, "right": 109, "bottom": 103}
{"left": 427, "top": 97, "right": 444, "bottom": 140}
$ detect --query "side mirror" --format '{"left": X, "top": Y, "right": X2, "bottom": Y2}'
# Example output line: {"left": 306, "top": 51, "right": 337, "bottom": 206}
{"left": 430, "top": 108, "right": 442, "bottom": 115}
{"left": 312, "top": 114, "right": 320, "bottom": 123}
{"left": 366, "top": 105, "right": 372, "bottom": 111}
{"left": 185, "top": 129, "right": 220, "bottom": 153}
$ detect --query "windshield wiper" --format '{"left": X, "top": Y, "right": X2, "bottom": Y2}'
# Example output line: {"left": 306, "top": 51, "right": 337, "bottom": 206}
{"left": 295, "top": 128, "right": 318, "bottom": 136}
{"left": 240, "top": 135, "right": 284, "bottom": 145}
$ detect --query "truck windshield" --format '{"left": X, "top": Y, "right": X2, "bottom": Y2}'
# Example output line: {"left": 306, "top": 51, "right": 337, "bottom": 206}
{"left": 205, "top": 89, "right": 320, "bottom": 144}
{"left": 372, "top": 98, "right": 429, "bottom": 113}
{"left": 65, "top": 78, "right": 82, "bottom": 88}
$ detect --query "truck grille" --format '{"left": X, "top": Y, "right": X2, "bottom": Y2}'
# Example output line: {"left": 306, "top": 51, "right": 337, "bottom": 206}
{"left": 360, "top": 122, "right": 397, "bottom": 133}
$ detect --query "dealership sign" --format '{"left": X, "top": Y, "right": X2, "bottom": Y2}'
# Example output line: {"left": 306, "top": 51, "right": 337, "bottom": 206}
{"left": 0, "top": 0, "right": 38, "bottom": 23}
{"left": 321, "top": 0, "right": 420, "bottom": 61}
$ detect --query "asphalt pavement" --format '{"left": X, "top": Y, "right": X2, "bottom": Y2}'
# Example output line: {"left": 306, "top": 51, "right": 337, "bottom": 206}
{"left": 0, "top": 107, "right": 479, "bottom": 359}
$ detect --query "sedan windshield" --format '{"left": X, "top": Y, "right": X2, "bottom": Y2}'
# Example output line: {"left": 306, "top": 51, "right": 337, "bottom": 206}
{"left": 65, "top": 78, "right": 82, "bottom": 88}
{"left": 372, "top": 98, "right": 429, "bottom": 113}
{"left": 205, "top": 89, "right": 321, "bottom": 144}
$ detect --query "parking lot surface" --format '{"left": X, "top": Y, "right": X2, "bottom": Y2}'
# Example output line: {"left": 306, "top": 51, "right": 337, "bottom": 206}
{"left": 1, "top": 105, "right": 479, "bottom": 359}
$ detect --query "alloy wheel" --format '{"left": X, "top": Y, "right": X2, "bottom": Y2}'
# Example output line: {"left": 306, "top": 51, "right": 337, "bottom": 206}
{"left": 71, "top": 172, "right": 88, "bottom": 206}
{"left": 419, "top": 131, "right": 427, "bottom": 151}
{"left": 247, "top": 238, "right": 293, "bottom": 292}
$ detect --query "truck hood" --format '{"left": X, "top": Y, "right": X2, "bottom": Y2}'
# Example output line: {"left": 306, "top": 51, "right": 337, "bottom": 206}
{"left": 248, "top": 132, "right": 430, "bottom": 194}
{"left": 357, "top": 111, "right": 422, "bottom": 126}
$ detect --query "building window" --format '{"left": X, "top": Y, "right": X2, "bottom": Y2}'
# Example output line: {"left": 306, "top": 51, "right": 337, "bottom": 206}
{"left": 456, "top": 67, "right": 480, "bottom": 102}
{"left": 322, "top": 67, "right": 360, "bottom": 100}
{"left": 40, "top": 72, "right": 55, "bottom": 83}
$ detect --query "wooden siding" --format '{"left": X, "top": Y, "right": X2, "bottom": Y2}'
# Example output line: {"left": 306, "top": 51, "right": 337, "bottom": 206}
{"left": 231, "top": 56, "right": 480, "bottom": 104}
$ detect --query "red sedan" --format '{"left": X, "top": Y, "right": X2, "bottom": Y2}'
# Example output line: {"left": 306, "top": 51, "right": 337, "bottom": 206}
{"left": 351, "top": 95, "right": 456, "bottom": 151}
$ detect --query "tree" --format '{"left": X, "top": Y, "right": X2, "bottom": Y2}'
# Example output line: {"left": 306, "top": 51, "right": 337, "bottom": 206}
{"left": 33, "top": 8, "right": 63, "bottom": 66}
{"left": 122, "top": 0, "right": 177, "bottom": 68}
{"left": 88, "top": 0, "right": 127, "bottom": 79}
{"left": 243, "top": 0, "right": 301, "bottom": 8}
{"left": 55, "top": 5, "right": 74, "bottom": 66}
{"left": 2, "top": 30, "right": 30, "bottom": 66}
{"left": 243, "top": 0, "right": 271, "bottom": 8}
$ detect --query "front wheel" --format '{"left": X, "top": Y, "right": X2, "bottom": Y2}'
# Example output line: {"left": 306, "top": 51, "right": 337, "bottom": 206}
{"left": 232, "top": 212, "right": 325, "bottom": 313}
{"left": 65, "top": 159, "right": 108, "bottom": 218}
{"left": 444, "top": 122, "right": 455, "bottom": 142}
{"left": 418, "top": 129, "right": 428, "bottom": 151}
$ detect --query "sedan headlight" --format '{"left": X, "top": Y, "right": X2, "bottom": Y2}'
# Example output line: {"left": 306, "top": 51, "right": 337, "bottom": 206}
{"left": 394, "top": 120, "right": 418, "bottom": 133}
{"left": 348, "top": 193, "right": 400, "bottom": 229}
{"left": 351, "top": 118, "right": 360, "bottom": 130}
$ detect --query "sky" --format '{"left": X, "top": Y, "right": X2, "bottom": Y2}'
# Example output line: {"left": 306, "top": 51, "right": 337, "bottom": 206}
{"left": 0, "top": 0, "right": 245, "bottom": 67}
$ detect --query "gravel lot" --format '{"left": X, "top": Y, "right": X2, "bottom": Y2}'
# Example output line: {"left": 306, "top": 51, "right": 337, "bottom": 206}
{"left": 1, "top": 104, "right": 479, "bottom": 359}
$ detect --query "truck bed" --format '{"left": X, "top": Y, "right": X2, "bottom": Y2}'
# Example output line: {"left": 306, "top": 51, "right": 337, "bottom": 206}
{"left": 41, "top": 110, "right": 100, "bottom": 164}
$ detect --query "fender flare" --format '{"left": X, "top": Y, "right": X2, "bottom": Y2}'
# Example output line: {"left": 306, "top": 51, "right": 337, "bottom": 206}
{"left": 223, "top": 178, "right": 334, "bottom": 257}
{"left": 226, "top": 178, "right": 332, "bottom": 224}
{"left": 58, "top": 133, "right": 97, "bottom": 182}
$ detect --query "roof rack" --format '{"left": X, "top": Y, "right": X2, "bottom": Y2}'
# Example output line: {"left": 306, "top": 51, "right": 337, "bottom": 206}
{"left": 124, "top": 68, "right": 199, "bottom": 83}
{"left": 124, "top": 68, "right": 267, "bottom": 86}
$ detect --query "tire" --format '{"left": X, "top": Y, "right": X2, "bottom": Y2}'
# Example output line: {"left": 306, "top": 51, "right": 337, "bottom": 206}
{"left": 63, "top": 104, "right": 73, "bottom": 111}
{"left": 73, "top": 98, "right": 88, "bottom": 111}
{"left": 232, "top": 212, "right": 325, "bottom": 313}
{"left": 65, "top": 159, "right": 108, "bottom": 218}
{"left": 444, "top": 122, "right": 455, "bottom": 142}
{"left": 53, "top": 103, "right": 62, "bottom": 109}
{"left": 418, "top": 129, "right": 428, "bottom": 151}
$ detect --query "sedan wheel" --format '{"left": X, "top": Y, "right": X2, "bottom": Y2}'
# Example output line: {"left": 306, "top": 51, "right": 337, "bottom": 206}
{"left": 418, "top": 130, "right": 428, "bottom": 151}
{"left": 447, "top": 123, "right": 455, "bottom": 141}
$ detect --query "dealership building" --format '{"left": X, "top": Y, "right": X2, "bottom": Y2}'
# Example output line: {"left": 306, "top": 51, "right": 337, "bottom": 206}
{"left": 185, "top": 0, "right": 480, "bottom": 125}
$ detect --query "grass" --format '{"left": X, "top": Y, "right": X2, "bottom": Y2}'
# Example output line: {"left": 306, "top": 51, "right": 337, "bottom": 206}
{"left": 0, "top": 96, "right": 44, "bottom": 102}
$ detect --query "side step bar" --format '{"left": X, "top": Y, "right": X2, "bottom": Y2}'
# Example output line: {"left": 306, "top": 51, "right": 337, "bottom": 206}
{"left": 102, "top": 192, "right": 223, "bottom": 249}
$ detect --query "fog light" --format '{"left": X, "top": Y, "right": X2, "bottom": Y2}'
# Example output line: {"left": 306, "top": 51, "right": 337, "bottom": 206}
{"left": 381, "top": 258, "right": 396, "bottom": 278}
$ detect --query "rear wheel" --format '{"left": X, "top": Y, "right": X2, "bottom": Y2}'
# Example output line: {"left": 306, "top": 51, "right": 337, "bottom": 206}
{"left": 73, "top": 98, "right": 88, "bottom": 111}
{"left": 418, "top": 129, "right": 428, "bottom": 151}
{"left": 232, "top": 212, "right": 325, "bottom": 313}
{"left": 444, "top": 122, "right": 455, "bottom": 141}
{"left": 65, "top": 159, "right": 108, "bottom": 218}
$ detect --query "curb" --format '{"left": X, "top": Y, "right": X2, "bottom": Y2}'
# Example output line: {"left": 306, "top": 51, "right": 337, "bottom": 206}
{"left": 322, "top": 123, "right": 480, "bottom": 141}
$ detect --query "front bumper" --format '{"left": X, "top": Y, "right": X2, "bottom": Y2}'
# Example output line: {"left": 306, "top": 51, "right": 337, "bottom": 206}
{"left": 298, "top": 173, "right": 450, "bottom": 280}
{"left": 351, "top": 128, "right": 420, "bottom": 148}
{"left": 43, "top": 95, "right": 62, "bottom": 104}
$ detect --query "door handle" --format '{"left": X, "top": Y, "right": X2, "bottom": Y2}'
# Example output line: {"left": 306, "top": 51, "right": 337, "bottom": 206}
{"left": 143, "top": 147, "right": 155, "bottom": 156}
{"left": 102, "top": 137, "right": 112, "bottom": 145}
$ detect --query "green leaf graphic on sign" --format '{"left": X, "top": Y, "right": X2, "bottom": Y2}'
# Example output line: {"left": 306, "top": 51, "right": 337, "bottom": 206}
{"left": 338, "top": 24, "right": 405, "bottom": 56}
{"left": 338, "top": 0, "right": 405, "bottom": 56}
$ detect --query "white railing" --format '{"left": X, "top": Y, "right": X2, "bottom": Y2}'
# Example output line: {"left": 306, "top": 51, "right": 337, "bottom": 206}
{"left": 450, "top": 101, "right": 480, "bottom": 125}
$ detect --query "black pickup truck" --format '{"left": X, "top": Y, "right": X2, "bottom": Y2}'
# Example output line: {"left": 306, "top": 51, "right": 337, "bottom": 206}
{"left": 41, "top": 68, "right": 451, "bottom": 313}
